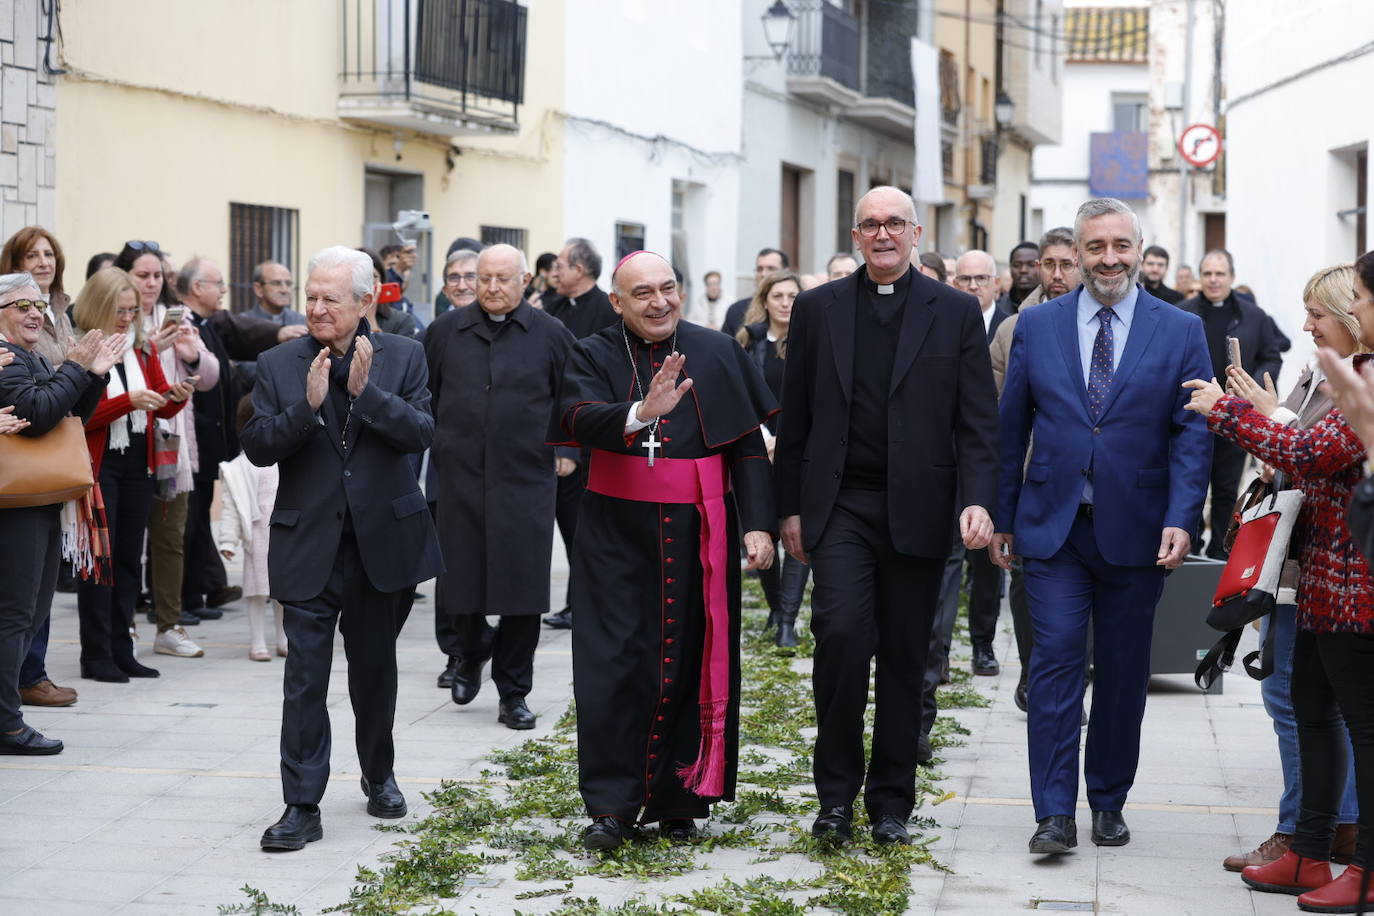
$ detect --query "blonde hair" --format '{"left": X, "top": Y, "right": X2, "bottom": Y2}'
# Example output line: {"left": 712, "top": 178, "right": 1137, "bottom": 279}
{"left": 1303, "top": 264, "right": 1368, "bottom": 354}
{"left": 735, "top": 270, "right": 802, "bottom": 356}
{"left": 74, "top": 267, "right": 145, "bottom": 346}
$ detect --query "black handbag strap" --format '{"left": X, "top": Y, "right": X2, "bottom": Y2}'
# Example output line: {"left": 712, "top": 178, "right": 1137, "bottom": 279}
{"left": 1196, "top": 617, "right": 1276, "bottom": 690}
{"left": 1243, "top": 613, "right": 1277, "bottom": 680}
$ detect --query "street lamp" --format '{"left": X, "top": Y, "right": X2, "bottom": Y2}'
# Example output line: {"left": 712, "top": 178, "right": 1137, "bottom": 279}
{"left": 994, "top": 90, "right": 1015, "bottom": 129}
{"left": 761, "top": 1, "right": 795, "bottom": 60}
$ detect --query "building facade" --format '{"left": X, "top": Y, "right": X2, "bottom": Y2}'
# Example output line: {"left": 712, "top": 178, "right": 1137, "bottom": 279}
{"left": 0, "top": 0, "right": 58, "bottom": 240}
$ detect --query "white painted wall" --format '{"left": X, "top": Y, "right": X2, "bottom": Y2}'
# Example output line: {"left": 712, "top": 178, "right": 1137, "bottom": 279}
{"left": 1225, "top": 0, "right": 1374, "bottom": 386}
{"left": 559, "top": 0, "right": 743, "bottom": 305}
{"left": 1029, "top": 61, "right": 1154, "bottom": 242}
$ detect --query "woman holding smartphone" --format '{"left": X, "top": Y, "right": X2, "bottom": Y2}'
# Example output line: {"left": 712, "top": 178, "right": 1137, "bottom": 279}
{"left": 113, "top": 242, "right": 218, "bottom": 660}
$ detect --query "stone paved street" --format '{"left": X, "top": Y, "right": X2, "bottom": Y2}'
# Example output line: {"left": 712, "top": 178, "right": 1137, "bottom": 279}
{"left": 0, "top": 541, "right": 1301, "bottom": 914}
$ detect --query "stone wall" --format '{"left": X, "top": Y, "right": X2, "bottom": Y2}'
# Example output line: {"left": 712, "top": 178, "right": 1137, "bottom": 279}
{"left": 0, "top": 0, "right": 56, "bottom": 238}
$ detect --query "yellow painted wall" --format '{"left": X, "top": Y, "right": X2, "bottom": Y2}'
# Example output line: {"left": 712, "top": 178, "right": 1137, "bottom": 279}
{"left": 53, "top": 0, "right": 565, "bottom": 298}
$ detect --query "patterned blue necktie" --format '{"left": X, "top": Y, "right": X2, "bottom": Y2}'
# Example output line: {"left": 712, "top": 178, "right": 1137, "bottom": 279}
{"left": 1087, "top": 306, "right": 1116, "bottom": 416}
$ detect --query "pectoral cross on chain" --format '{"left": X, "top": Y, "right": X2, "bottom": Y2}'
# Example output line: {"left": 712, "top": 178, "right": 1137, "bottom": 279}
{"left": 642, "top": 429, "right": 661, "bottom": 468}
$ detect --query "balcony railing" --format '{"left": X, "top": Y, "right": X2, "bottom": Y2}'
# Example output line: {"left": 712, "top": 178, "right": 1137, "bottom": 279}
{"left": 339, "top": 0, "right": 526, "bottom": 135}
{"left": 786, "top": 0, "right": 861, "bottom": 94}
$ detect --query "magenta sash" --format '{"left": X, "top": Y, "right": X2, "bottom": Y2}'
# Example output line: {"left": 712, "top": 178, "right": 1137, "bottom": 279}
{"left": 586, "top": 448, "right": 732, "bottom": 798}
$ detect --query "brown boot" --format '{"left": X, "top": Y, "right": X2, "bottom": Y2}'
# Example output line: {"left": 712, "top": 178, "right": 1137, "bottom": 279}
{"left": 1332, "top": 822, "right": 1358, "bottom": 865}
{"left": 18, "top": 679, "right": 77, "bottom": 707}
{"left": 1223, "top": 831, "right": 1291, "bottom": 872}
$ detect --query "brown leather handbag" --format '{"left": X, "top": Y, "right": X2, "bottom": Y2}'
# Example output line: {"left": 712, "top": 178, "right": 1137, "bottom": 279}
{"left": 0, "top": 416, "right": 95, "bottom": 508}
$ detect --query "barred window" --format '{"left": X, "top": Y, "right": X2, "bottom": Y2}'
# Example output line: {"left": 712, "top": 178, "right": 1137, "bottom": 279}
{"left": 229, "top": 203, "right": 299, "bottom": 313}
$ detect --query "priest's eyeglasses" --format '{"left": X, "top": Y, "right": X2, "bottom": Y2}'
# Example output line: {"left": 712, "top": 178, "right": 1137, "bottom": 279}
{"left": 954, "top": 274, "right": 995, "bottom": 288}
{"left": 856, "top": 217, "right": 909, "bottom": 237}
{"left": 0, "top": 299, "right": 48, "bottom": 314}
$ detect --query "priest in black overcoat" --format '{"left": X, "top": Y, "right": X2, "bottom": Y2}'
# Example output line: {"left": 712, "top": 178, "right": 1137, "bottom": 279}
{"left": 549, "top": 251, "right": 777, "bottom": 850}
{"left": 425, "top": 245, "right": 576, "bottom": 730}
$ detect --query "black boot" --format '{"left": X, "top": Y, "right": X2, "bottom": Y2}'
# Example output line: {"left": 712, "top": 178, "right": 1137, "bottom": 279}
{"left": 261, "top": 805, "right": 322, "bottom": 851}
{"left": 775, "top": 622, "right": 799, "bottom": 648}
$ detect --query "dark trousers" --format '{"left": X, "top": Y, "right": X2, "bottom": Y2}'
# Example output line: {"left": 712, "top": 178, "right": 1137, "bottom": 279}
{"left": 808, "top": 488, "right": 944, "bottom": 819}
{"left": 182, "top": 475, "right": 227, "bottom": 610}
{"left": 1203, "top": 439, "right": 1248, "bottom": 558}
{"left": 1023, "top": 511, "right": 1165, "bottom": 820}
{"left": 78, "top": 438, "right": 153, "bottom": 666}
{"left": 1009, "top": 559, "right": 1033, "bottom": 669}
{"left": 554, "top": 468, "right": 583, "bottom": 615}
{"left": 18, "top": 617, "right": 49, "bottom": 689}
{"left": 966, "top": 545, "right": 1003, "bottom": 649}
{"left": 759, "top": 548, "right": 811, "bottom": 624}
{"left": 0, "top": 505, "right": 61, "bottom": 731}
{"left": 279, "top": 532, "right": 413, "bottom": 805}
{"left": 1290, "top": 629, "right": 1374, "bottom": 868}
{"left": 429, "top": 502, "right": 460, "bottom": 659}
{"left": 921, "top": 539, "right": 965, "bottom": 735}
{"left": 453, "top": 614, "right": 540, "bottom": 700}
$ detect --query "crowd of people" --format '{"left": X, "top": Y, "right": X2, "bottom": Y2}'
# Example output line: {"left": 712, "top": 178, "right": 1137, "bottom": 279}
{"left": 3, "top": 189, "right": 1374, "bottom": 910}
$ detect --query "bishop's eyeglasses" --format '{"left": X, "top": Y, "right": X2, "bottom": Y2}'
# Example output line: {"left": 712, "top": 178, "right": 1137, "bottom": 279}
{"left": 855, "top": 217, "right": 910, "bottom": 238}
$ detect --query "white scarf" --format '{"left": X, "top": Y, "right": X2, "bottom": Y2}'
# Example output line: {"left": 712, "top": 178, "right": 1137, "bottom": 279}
{"left": 104, "top": 330, "right": 148, "bottom": 452}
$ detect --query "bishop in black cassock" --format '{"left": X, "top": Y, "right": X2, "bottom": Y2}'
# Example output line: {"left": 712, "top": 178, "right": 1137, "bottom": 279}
{"left": 549, "top": 251, "right": 777, "bottom": 850}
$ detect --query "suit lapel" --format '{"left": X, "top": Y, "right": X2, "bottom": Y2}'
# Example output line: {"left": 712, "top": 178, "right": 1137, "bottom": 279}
{"left": 826, "top": 275, "right": 857, "bottom": 405}
{"left": 298, "top": 344, "right": 345, "bottom": 459}
{"left": 1095, "top": 296, "right": 1161, "bottom": 421}
{"left": 888, "top": 278, "right": 935, "bottom": 395}
{"left": 1055, "top": 294, "right": 1092, "bottom": 420}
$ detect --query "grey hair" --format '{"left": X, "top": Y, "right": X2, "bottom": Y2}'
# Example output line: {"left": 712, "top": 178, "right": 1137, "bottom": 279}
{"left": 175, "top": 256, "right": 208, "bottom": 297}
{"left": 252, "top": 260, "right": 285, "bottom": 285}
{"left": 307, "top": 246, "right": 373, "bottom": 300}
{"left": 854, "top": 186, "right": 919, "bottom": 226}
{"left": 826, "top": 251, "right": 857, "bottom": 272}
{"left": 1039, "top": 226, "right": 1075, "bottom": 250}
{"left": 1074, "top": 198, "right": 1142, "bottom": 243}
{"left": 0, "top": 271, "right": 39, "bottom": 298}
{"left": 445, "top": 248, "right": 480, "bottom": 270}
{"left": 563, "top": 237, "right": 602, "bottom": 280}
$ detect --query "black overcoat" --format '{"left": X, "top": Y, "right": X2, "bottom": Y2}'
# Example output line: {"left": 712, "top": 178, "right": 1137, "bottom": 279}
{"left": 425, "top": 301, "right": 576, "bottom": 615}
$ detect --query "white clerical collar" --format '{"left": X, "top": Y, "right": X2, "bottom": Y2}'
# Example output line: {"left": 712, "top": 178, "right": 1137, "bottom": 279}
{"left": 876, "top": 283, "right": 895, "bottom": 295}
{"left": 488, "top": 311, "right": 507, "bottom": 322}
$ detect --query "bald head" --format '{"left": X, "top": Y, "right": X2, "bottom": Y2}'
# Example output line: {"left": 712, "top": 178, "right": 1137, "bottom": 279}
{"left": 475, "top": 244, "right": 530, "bottom": 316}
{"left": 954, "top": 250, "right": 998, "bottom": 309}
{"left": 609, "top": 250, "right": 681, "bottom": 342}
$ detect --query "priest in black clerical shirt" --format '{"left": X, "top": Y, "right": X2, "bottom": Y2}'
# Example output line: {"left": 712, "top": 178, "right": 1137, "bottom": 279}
{"left": 549, "top": 250, "right": 777, "bottom": 851}
{"left": 776, "top": 186, "right": 999, "bottom": 847}
{"left": 539, "top": 237, "right": 620, "bottom": 631}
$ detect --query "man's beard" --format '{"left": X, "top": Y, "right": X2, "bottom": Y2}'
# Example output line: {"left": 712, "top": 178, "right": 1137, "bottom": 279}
{"left": 1084, "top": 262, "right": 1139, "bottom": 306}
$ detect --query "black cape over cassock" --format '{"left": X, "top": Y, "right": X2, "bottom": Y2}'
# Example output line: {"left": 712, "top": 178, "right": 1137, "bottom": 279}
{"left": 549, "top": 319, "right": 778, "bottom": 825}
{"left": 427, "top": 301, "right": 577, "bottom": 615}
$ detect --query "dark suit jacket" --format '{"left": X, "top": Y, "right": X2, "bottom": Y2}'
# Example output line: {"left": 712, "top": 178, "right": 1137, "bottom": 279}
{"left": 239, "top": 333, "right": 442, "bottom": 602}
{"left": 986, "top": 304, "right": 1011, "bottom": 343}
{"left": 1178, "top": 291, "right": 1288, "bottom": 386}
{"left": 775, "top": 268, "right": 1000, "bottom": 558}
{"left": 543, "top": 285, "right": 619, "bottom": 340}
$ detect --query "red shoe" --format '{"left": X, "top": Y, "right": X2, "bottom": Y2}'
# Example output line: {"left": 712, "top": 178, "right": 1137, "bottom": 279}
{"left": 1298, "top": 865, "right": 1374, "bottom": 913}
{"left": 1242, "top": 850, "right": 1333, "bottom": 895}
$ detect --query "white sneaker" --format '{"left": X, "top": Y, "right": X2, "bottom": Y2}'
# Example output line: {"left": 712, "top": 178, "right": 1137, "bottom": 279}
{"left": 154, "top": 627, "right": 205, "bottom": 658}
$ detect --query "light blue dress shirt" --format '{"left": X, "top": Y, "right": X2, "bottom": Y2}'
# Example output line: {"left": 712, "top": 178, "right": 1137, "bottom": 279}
{"left": 1077, "top": 283, "right": 1140, "bottom": 504}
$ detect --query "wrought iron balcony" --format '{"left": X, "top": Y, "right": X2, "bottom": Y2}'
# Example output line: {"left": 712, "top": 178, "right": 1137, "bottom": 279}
{"left": 786, "top": 0, "right": 862, "bottom": 107}
{"left": 339, "top": 0, "right": 526, "bottom": 136}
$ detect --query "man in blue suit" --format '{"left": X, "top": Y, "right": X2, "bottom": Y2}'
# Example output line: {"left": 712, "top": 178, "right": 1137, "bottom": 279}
{"left": 991, "top": 198, "right": 1213, "bottom": 854}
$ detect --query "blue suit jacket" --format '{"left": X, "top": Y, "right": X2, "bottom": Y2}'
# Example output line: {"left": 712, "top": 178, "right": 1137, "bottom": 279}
{"left": 996, "top": 285, "right": 1213, "bottom": 566}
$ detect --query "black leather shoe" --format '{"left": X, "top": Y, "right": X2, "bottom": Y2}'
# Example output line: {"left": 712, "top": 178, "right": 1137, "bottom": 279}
{"left": 775, "top": 622, "right": 799, "bottom": 648}
{"left": 1091, "top": 810, "right": 1130, "bottom": 846}
{"left": 114, "top": 655, "right": 159, "bottom": 678}
{"left": 0, "top": 724, "right": 63, "bottom": 755}
{"left": 498, "top": 697, "right": 537, "bottom": 730}
{"left": 80, "top": 660, "right": 129, "bottom": 683}
{"left": 872, "top": 815, "right": 910, "bottom": 845}
{"left": 260, "top": 804, "right": 322, "bottom": 851}
{"left": 662, "top": 819, "right": 697, "bottom": 842}
{"left": 972, "top": 644, "right": 1000, "bottom": 676}
{"left": 207, "top": 586, "right": 243, "bottom": 608}
{"left": 437, "top": 657, "right": 458, "bottom": 689}
{"left": 1029, "top": 815, "right": 1078, "bottom": 854}
{"left": 450, "top": 656, "right": 486, "bottom": 706}
{"left": 360, "top": 774, "right": 407, "bottom": 818}
{"left": 917, "top": 732, "right": 933, "bottom": 764}
{"left": 543, "top": 608, "right": 573, "bottom": 630}
{"left": 582, "top": 816, "right": 631, "bottom": 851}
{"left": 810, "top": 805, "right": 854, "bottom": 843}
{"left": 1014, "top": 673, "right": 1029, "bottom": 712}
{"left": 188, "top": 606, "right": 223, "bottom": 621}
{"left": 176, "top": 611, "right": 202, "bottom": 626}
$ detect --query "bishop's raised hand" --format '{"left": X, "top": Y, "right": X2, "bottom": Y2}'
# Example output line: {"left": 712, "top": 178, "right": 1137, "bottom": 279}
{"left": 634, "top": 352, "right": 693, "bottom": 423}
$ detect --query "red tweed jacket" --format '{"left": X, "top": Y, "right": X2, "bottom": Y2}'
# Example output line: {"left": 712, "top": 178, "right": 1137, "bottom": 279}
{"left": 1209, "top": 394, "right": 1374, "bottom": 634}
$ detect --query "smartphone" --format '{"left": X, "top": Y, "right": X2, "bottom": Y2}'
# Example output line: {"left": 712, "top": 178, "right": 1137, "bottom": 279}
{"left": 1227, "top": 336, "right": 1242, "bottom": 369}
{"left": 161, "top": 305, "right": 186, "bottom": 329}
{"left": 377, "top": 282, "right": 402, "bottom": 304}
